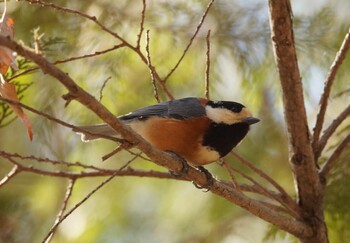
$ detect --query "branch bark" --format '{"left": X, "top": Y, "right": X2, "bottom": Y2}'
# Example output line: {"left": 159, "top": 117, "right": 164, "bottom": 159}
{"left": 0, "top": 36, "right": 313, "bottom": 238}
{"left": 268, "top": 0, "right": 328, "bottom": 242}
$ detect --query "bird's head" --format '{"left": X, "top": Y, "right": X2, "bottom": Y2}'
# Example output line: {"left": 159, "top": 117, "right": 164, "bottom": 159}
{"left": 205, "top": 100, "right": 260, "bottom": 125}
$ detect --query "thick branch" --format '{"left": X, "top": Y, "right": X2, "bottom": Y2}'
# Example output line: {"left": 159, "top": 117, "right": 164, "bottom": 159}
{"left": 0, "top": 36, "right": 313, "bottom": 238}
{"left": 268, "top": 0, "right": 321, "bottom": 212}
{"left": 268, "top": 1, "right": 328, "bottom": 242}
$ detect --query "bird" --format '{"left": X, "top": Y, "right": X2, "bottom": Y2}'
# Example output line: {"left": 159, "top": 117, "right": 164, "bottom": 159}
{"left": 74, "top": 97, "right": 259, "bottom": 166}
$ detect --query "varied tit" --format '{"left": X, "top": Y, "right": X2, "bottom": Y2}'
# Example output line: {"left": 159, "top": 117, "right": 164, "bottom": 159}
{"left": 74, "top": 97, "right": 259, "bottom": 166}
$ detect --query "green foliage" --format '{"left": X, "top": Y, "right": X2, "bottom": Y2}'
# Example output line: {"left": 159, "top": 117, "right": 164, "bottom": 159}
{"left": 324, "top": 151, "right": 350, "bottom": 243}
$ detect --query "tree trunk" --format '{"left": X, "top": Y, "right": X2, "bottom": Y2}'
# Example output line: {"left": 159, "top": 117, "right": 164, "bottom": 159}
{"left": 267, "top": 0, "right": 329, "bottom": 242}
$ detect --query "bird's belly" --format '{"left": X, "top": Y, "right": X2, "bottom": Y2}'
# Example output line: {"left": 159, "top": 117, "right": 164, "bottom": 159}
{"left": 128, "top": 117, "right": 216, "bottom": 165}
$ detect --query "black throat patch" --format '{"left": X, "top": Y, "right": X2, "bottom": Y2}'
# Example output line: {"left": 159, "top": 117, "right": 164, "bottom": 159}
{"left": 202, "top": 122, "right": 250, "bottom": 157}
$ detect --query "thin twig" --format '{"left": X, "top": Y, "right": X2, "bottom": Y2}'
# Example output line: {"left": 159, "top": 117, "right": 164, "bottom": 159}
{"left": 316, "top": 104, "right": 350, "bottom": 160}
{"left": 44, "top": 179, "right": 76, "bottom": 243}
{"left": 145, "top": 30, "right": 160, "bottom": 103}
{"left": 232, "top": 167, "right": 299, "bottom": 218}
{"left": 205, "top": 29, "right": 211, "bottom": 100}
{"left": 136, "top": 0, "right": 147, "bottom": 49}
{"left": 40, "top": 154, "right": 143, "bottom": 243}
{"left": 0, "top": 97, "right": 124, "bottom": 143}
{"left": 220, "top": 158, "right": 240, "bottom": 190}
{"left": 24, "top": 0, "right": 174, "bottom": 100}
{"left": 163, "top": 0, "right": 216, "bottom": 82}
{"left": 231, "top": 152, "right": 299, "bottom": 214}
{"left": 8, "top": 44, "right": 125, "bottom": 82}
{"left": 25, "top": 0, "right": 127, "bottom": 44}
{"left": 0, "top": 150, "right": 109, "bottom": 172}
{"left": 99, "top": 76, "right": 111, "bottom": 102}
{"left": 0, "top": 165, "right": 20, "bottom": 188}
{"left": 312, "top": 27, "right": 350, "bottom": 157}
{"left": 319, "top": 133, "right": 350, "bottom": 178}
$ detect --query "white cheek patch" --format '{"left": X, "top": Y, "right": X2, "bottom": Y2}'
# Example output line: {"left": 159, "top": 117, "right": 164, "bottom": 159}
{"left": 205, "top": 106, "right": 253, "bottom": 124}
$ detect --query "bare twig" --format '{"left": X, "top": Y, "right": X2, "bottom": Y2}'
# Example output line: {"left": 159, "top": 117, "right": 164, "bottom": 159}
{"left": 163, "top": 0, "right": 216, "bottom": 82}
{"left": 312, "top": 27, "right": 350, "bottom": 158}
{"left": 25, "top": 0, "right": 127, "bottom": 44}
{"left": 8, "top": 44, "right": 125, "bottom": 82}
{"left": 42, "top": 175, "right": 115, "bottom": 242}
{"left": 41, "top": 155, "right": 141, "bottom": 243}
{"left": 24, "top": 0, "right": 174, "bottom": 100}
{"left": 0, "top": 165, "right": 20, "bottom": 188}
{"left": 32, "top": 27, "right": 44, "bottom": 54}
{"left": 145, "top": 30, "right": 160, "bottom": 103}
{"left": 316, "top": 104, "right": 350, "bottom": 160}
{"left": 320, "top": 133, "right": 350, "bottom": 179}
{"left": 99, "top": 76, "right": 111, "bottom": 102}
{"left": 232, "top": 166, "right": 299, "bottom": 218}
{"left": 231, "top": 152, "right": 297, "bottom": 209}
{"left": 0, "top": 97, "right": 124, "bottom": 143}
{"left": 44, "top": 179, "right": 76, "bottom": 243}
{"left": 220, "top": 159, "right": 240, "bottom": 190}
{"left": 205, "top": 30, "right": 211, "bottom": 100}
{"left": 136, "top": 0, "right": 147, "bottom": 49}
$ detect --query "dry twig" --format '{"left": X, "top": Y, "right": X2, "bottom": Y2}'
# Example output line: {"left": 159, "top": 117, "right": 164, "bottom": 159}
{"left": 205, "top": 30, "right": 211, "bottom": 100}
{"left": 312, "top": 27, "right": 350, "bottom": 159}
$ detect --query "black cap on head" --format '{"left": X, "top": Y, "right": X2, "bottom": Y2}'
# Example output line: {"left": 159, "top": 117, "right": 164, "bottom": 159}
{"left": 207, "top": 100, "right": 245, "bottom": 113}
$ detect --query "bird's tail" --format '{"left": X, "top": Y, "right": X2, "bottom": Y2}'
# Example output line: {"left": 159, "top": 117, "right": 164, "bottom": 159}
{"left": 73, "top": 124, "right": 117, "bottom": 142}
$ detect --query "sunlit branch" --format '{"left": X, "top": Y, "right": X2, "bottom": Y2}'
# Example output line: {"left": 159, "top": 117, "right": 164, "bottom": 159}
{"left": 0, "top": 165, "right": 20, "bottom": 188}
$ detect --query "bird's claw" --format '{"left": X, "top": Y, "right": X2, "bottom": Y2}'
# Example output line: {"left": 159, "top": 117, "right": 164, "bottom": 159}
{"left": 165, "top": 151, "right": 189, "bottom": 177}
{"left": 192, "top": 166, "right": 214, "bottom": 191}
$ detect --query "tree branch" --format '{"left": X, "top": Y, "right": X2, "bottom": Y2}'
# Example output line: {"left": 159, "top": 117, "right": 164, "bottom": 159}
{"left": 319, "top": 133, "right": 350, "bottom": 179}
{"left": 316, "top": 104, "right": 350, "bottom": 160}
{"left": 312, "top": 27, "right": 350, "bottom": 159}
{"left": 44, "top": 179, "right": 76, "bottom": 243}
{"left": 24, "top": 0, "right": 175, "bottom": 100}
{"left": 0, "top": 165, "right": 20, "bottom": 188}
{"left": 0, "top": 36, "right": 313, "bottom": 239}
{"left": 268, "top": 1, "right": 329, "bottom": 242}
{"left": 163, "top": 0, "right": 216, "bottom": 82}
{"left": 205, "top": 30, "right": 211, "bottom": 100}
{"left": 268, "top": 0, "right": 321, "bottom": 210}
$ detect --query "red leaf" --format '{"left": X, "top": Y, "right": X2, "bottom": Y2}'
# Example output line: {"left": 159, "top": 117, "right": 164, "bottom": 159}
{"left": 0, "top": 16, "right": 17, "bottom": 74}
{"left": 0, "top": 75, "right": 33, "bottom": 140}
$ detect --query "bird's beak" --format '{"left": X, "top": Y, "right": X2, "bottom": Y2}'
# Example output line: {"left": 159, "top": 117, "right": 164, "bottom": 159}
{"left": 243, "top": 117, "right": 260, "bottom": 125}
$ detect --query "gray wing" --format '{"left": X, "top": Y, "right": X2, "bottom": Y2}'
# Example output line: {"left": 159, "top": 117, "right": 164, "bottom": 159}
{"left": 118, "top": 97, "right": 206, "bottom": 121}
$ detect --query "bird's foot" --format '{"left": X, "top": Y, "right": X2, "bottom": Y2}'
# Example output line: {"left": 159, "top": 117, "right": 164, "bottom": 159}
{"left": 165, "top": 151, "right": 189, "bottom": 177}
{"left": 193, "top": 166, "right": 214, "bottom": 192}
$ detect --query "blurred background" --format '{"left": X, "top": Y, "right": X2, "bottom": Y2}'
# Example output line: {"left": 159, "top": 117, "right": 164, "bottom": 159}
{"left": 0, "top": 0, "right": 349, "bottom": 242}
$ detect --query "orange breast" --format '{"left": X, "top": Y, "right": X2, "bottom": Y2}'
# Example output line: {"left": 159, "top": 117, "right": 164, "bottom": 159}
{"left": 129, "top": 117, "right": 214, "bottom": 164}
